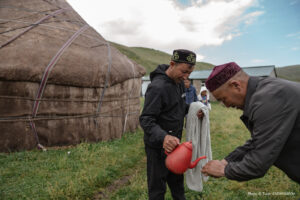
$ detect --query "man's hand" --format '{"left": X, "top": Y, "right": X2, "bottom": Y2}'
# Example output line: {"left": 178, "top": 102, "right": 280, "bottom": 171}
{"left": 197, "top": 109, "right": 204, "bottom": 119}
{"left": 163, "top": 135, "right": 180, "bottom": 153}
{"left": 220, "top": 159, "right": 228, "bottom": 165}
{"left": 201, "top": 160, "right": 227, "bottom": 178}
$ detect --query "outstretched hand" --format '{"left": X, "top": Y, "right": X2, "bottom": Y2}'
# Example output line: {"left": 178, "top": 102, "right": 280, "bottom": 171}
{"left": 201, "top": 159, "right": 227, "bottom": 178}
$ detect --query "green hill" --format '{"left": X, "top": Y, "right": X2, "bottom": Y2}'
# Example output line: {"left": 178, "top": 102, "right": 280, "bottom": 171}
{"left": 110, "top": 42, "right": 214, "bottom": 75}
{"left": 111, "top": 42, "right": 300, "bottom": 82}
{"left": 276, "top": 65, "right": 300, "bottom": 82}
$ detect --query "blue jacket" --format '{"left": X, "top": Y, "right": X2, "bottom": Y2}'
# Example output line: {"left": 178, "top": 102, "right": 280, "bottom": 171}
{"left": 185, "top": 85, "right": 198, "bottom": 104}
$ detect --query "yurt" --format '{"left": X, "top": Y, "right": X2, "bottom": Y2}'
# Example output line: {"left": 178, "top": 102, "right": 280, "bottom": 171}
{"left": 0, "top": 0, "right": 146, "bottom": 152}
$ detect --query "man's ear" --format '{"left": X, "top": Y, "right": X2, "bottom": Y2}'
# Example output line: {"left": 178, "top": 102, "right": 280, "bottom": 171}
{"left": 229, "top": 80, "right": 241, "bottom": 91}
{"left": 169, "top": 61, "right": 176, "bottom": 67}
{"left": 166, "top": 61, "right": 175, "bottom": 77}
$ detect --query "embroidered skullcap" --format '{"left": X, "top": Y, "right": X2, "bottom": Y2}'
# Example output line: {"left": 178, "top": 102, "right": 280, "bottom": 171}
{"left": 171, "top": 49, "right": 196, "bottom": 65}
{"left": 205, "top": 62, "right": 241, "bottom": 92}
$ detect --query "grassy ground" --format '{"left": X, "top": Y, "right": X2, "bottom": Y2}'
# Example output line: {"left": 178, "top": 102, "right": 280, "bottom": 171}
{"left": 0, "top": 132, "right": 145, "bottom": 200}
{"left": 0, "top": 102, "right": 299, "bottom": 199}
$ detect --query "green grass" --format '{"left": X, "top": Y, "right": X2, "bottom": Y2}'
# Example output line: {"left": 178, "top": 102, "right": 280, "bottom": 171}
{"left": 1, "top": 102, "right": 299, "bottom": 199}
{"left": 110, "top": 42, "right": 214, "bottom": 75}
{"left": 109, "top": 102, "right": 299, "bottom": 200}
{"left": 0, "top": 131, "right": 145, "bottom": 200}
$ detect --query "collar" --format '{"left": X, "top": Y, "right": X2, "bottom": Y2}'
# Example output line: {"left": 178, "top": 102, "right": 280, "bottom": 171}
{"left": 242, "top": 76, "right": 259, "bottom": 118}
{"left": 185, "top": 87, "right": 192, "bottom": 91}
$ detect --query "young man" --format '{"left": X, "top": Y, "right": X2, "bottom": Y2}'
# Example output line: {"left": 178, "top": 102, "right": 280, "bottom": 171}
{"left": 140, "top": 49, "right": 204, "bottom": 199}
{"left": 201, "top": 62, "right": 300, "bottom": 184}
{"left": 184, "top": 79, "right": 198, "bottom": 104}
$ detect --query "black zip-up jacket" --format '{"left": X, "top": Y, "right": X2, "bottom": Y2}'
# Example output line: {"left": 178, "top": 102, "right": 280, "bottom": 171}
{"left": 139, "top": 64, "right": 189, "bottom": 149}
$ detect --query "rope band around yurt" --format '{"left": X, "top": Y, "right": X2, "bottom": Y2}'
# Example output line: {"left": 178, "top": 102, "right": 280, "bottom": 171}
{"left": 30, "top": 24, "right": 89, "bottom": 150}
{"left": 94, "top": 41, "right": 112, "bottom": 127}
{"left": 0, "top": 8, "right": 65, "bottom": 49}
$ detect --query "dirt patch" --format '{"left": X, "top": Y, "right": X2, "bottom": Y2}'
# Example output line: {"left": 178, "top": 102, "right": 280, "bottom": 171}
{"left": 93, "top": 175, "right": 132, "bottom": 200}
{"left": 93, "top": 156, "right": 146, "bottom": 199}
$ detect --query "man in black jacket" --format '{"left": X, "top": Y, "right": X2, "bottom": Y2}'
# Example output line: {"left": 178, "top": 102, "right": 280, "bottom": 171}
{"left": 140, "top": 49, "right": 204, "bottom": 200}
{"left": 201, "top": 62, "right": 300, "bottom": 185}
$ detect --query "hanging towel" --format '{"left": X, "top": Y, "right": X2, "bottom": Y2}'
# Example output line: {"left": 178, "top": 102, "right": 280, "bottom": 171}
{"left": 185, "top": 102, "right": 212, "bottom": 192}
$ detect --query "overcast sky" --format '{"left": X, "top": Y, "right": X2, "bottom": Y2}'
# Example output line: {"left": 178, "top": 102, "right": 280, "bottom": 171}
{"left": 67, "top": 0, "right": 300, "bottom": 67}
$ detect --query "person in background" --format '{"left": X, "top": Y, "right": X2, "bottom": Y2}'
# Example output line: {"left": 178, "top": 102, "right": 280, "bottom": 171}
{"left": 201, "top": 62, "right": 300, "bottom": 184}
{"left": 198, "top": 86, "right": 211, "bottom": 110}
{"left": 140, "top": 49, "right": 204, "bottom": 200}
{"left": 184, "top": 78, "right": 198, "bottom": 104}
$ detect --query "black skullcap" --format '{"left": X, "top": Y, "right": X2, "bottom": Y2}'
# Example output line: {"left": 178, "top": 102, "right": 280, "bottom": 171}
{"left": 171, "top": 49, "right": 196, "bottom": 65}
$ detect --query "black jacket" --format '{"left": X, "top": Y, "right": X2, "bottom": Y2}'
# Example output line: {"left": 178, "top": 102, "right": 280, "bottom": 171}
{"left": 225, "top": 77, "right": 300, "bottom": 184}
{"left": 139, "top": 64, "right": 189, "bottom": 148}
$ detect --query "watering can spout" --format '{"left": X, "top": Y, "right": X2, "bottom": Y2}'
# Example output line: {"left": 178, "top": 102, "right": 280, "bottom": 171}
{"left": 189, "top": 156, "right": 207, "bottom": 169}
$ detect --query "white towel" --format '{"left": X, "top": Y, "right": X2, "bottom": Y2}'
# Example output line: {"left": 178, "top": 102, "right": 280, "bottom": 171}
{"left": 185, "top": 102, "right": 212, "bottom": 192}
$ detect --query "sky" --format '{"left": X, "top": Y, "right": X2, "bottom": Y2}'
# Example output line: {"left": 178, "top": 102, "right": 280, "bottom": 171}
{"left": 67, "top": 0, "right": 300, "bottom": 67}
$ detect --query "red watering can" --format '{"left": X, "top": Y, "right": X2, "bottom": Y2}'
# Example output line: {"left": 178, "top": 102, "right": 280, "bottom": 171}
{"left": 165, "top": 141, "right": 206, "bottom": 174}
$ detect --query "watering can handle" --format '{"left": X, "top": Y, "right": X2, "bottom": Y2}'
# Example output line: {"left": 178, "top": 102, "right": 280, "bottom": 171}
{"left": 164, "top": 143, "right": 179, "bottom": 155}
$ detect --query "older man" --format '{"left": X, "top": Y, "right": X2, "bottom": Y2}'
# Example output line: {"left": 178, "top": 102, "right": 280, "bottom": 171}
{"left": 201, "top": 62, "right": 300, "bottom": 184}
{"left": 140, "top": 49, "right": 203, "bottom": 200}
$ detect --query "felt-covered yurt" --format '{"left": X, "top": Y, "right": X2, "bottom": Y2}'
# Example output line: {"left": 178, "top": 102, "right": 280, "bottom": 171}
{"left": 0, "top": 0, "right": 146, "bottom": 152}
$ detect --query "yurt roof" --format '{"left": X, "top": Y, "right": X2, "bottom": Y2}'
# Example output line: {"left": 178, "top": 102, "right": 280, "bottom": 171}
{"left": 0, "top": 0, "right": 146, "bottom": 88}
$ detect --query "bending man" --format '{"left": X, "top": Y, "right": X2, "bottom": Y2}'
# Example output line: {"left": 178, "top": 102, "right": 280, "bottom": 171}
{"left": 201, "top": 62, "right": 300, "bottom": 184}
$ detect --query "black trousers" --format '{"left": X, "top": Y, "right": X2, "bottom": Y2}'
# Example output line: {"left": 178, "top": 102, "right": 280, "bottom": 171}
{"left": 145, "top": 146, "right": 186, "bottom": 200}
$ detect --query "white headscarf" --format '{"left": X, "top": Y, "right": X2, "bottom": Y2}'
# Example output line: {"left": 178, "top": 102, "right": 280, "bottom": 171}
{"left": 198, "top": 86, "right": 211, "bottom": 110}
{"left": 199, "top": 86, "right": 209, "bottom": 100}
